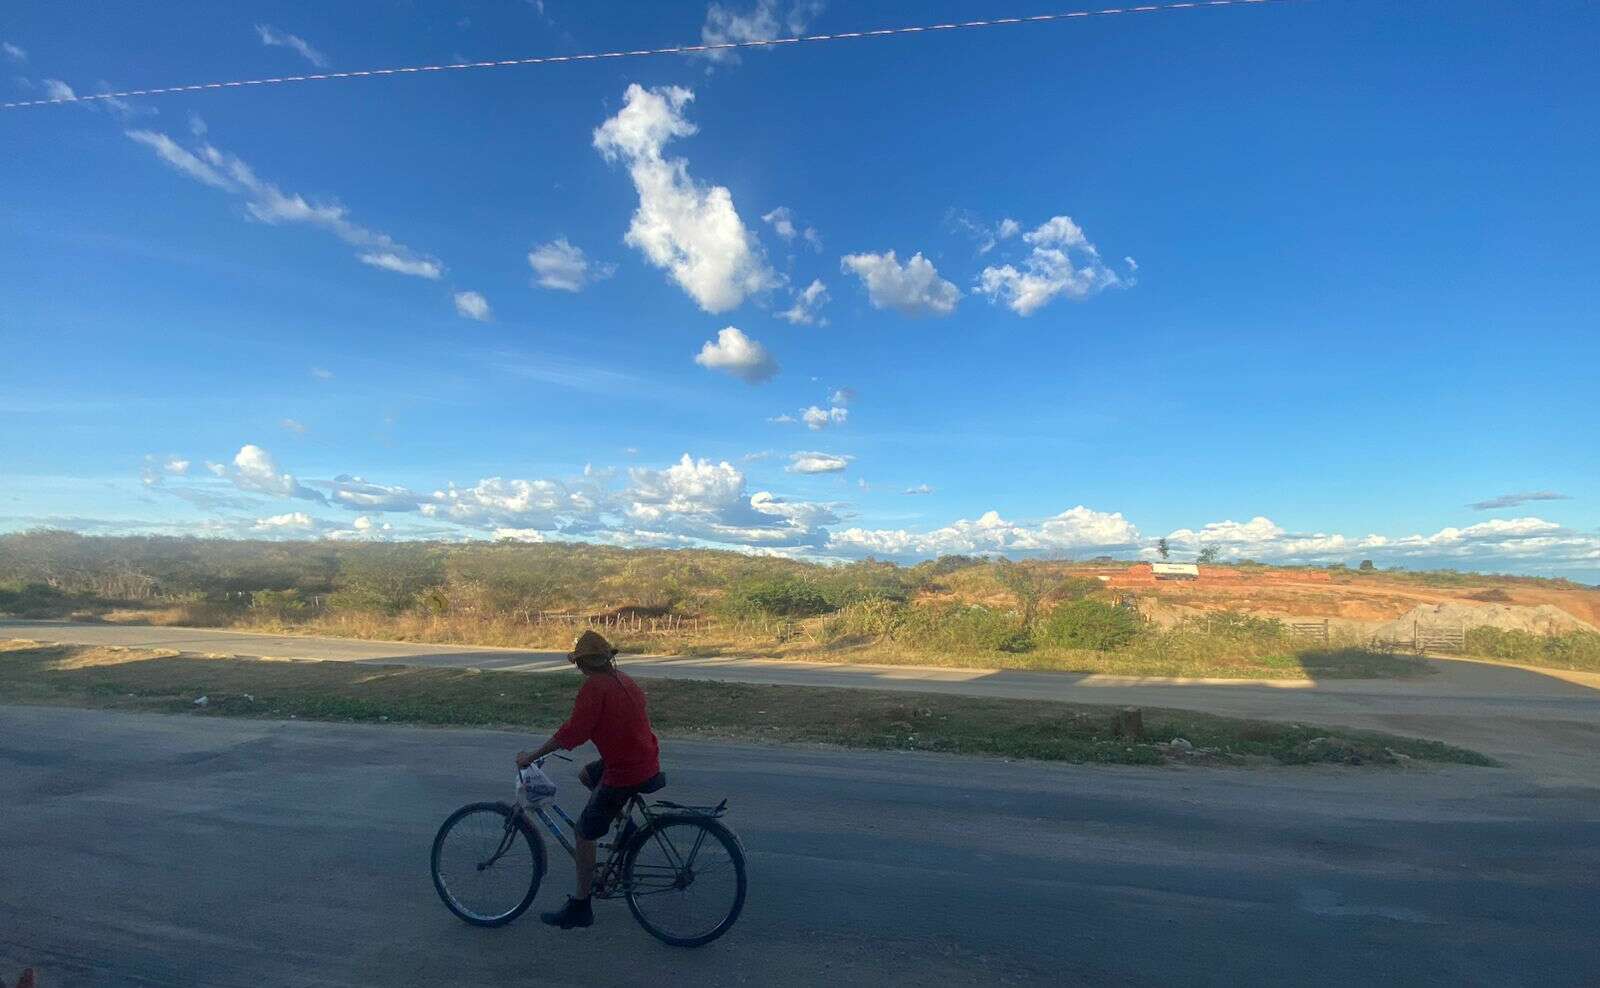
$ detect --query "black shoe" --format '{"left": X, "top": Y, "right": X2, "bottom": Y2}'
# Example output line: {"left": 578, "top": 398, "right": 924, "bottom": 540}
{"left": 541, "top": 896, "right": 593, "bottom": 929}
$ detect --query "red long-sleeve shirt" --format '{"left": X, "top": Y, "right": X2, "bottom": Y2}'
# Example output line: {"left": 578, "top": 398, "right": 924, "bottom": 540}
{"left": 551, "top": 670, "right": 661, "bottom": 787}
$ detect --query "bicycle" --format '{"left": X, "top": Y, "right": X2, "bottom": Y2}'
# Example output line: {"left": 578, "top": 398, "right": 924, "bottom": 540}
{"left": 430, "top": 753, "right": 748, "bottom": 947}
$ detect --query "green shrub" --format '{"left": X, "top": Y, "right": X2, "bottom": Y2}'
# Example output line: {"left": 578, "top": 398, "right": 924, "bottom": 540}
{"left": 1039, "top": 599, "right": 1143, "bottom": 651}
{"left": 722, "top": 577, "right": 834, "bottom": 619}
{"left": 1465, "top": 627, "right": 1600, "bottom": 672}
{"left": 889, "top": 604, "right": 1021, "bottom": 654}
{"left": 0, "top": 582, "right": 77, "bottom": 618}
{"left": 248, "top": 589, "right": 308, "bottom": 622}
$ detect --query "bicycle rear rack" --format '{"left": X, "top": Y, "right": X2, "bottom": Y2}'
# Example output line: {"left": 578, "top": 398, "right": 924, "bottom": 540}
{"left": 649, "top": 798, "right": 728, "bottom": 818}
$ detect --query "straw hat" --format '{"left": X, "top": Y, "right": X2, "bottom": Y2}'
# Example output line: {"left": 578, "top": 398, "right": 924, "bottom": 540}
{"left": 569, "top": 629, "right": 619, "bottom": 668}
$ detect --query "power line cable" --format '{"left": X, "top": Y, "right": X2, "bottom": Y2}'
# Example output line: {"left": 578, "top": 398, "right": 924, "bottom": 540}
{"left": 2, "top": 0, "right": 1300, "bottom": 112}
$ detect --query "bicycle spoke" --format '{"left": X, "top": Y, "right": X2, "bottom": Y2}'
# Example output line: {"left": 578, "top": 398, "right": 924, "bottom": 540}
{"left": 624, "top": 819, "right": 745, "bottom": 945}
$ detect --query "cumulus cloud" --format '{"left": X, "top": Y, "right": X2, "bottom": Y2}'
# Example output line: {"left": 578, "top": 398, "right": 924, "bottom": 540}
{"left": 830, "top": 506, "right": 1140, "bottom": 559}
{"left": 800, "top": 405, "right": 848, "bottom": 430}
{"left": 126, "top": 128, "right": 446, "bottom": 283}
{"left": 424, "top": 477, "right": 600, "bottom": 531}
{"left": 625, "top": 454, "right": 835, "bottom": 547}
{"left": 788, "top": 451, "right": 851, "bottom": 474}
{"left": 840, "top": 250, "right": 960, "bottom": 317}
{"left": 254, "top": 511, "right": 317, "bottom": 531}
{"left": 698, "top": 1, "right": 824, "bottom": 64}
{"left": 232, "top": 444, "right": 325, "bottom": 503}
{"left": 205, "top": 461, "right": 228, "bottom": 477}
{"left": 778, "top": 278, "right": 829, "bottom": 325}
{"left": 694, "top": 326, "right": 779, "bottom": 383}
{"left": 594, "top": 84, "right": 776, "bottom": 312}
{"left": 528, "top": 238, "right": 615, "bottom": 292}
{"left": 453, "top": 290, "right": 492, "bottom": 321}
{"left": 976, "top": 214, "right": 1126, "bottom": 316}
{"left": 903, "top": 483, "right": 934, "bottom": 495}
{"left": 1468, "top": 491, "right": 1572, "bottom": 511}
{"left": 255, "top": 24, "right": 327, "bottom": 67}
{"left": 1159, "top": 514, "right": 1598, "bottom": 568}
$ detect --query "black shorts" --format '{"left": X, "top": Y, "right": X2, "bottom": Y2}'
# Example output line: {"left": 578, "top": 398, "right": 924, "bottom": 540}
{"left": 577, "top": 759, "right": 666, "bottom": 840}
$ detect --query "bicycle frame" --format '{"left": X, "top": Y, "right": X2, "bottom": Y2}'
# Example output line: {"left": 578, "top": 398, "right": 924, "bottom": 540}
{"left": 516, "top": 756, "right": 672, "bottom": 899}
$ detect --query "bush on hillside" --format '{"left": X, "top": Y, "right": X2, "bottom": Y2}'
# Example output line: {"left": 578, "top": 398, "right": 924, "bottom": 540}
{"left": 722, "top": 577, "right": 834, "bottom": 619}
{"left": 1038, "top": 599, "right": 1143, "bottom": 651}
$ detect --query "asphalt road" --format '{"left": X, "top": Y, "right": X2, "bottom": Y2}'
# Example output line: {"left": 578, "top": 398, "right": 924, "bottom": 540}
{"left": 3, "top": 705, "right": 1598, "bottom": 986}
{"left": 5, "top": 619, "right": 1600, "bottom": 785}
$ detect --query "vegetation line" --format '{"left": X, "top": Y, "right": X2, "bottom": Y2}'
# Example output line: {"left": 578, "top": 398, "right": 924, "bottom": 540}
{"left": 0, "top": 641, "right": 1493, "bottom": 768}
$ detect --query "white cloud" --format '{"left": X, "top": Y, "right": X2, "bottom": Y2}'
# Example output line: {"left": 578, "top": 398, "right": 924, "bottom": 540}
{"left": 762, "top": 206, "right": 822, "bottom": 251}
{"left": 788, "top": 451, "right": 850, "bottom": 474}
{"left": 127, "top": 129, "right": 445, "bottom": 284}
{"left": 43, "top": 78, "right": 75, "bottom": 102}
{"left": 254, "top": 511, "right": 317, "bottom": 531}
{"left": 3, "top": 42, "right": 27, "bottom": 63}
{"left": 205, "top": 461, "right": 228, "bottom": 477}
{"left": 1158, "top": 514, "right": 1597, "bottom": 568}
{"left": 830, "top": 505, "right": 1140, "bottom": 559}
{"left": 328, "top": 475, "right": 428, "bottom": 512}
{"left": 453, "top": 290, "right": 492, "bottom": 321}
{"left": 903, "top": 483, "right": 934, "bottom": 495}
{"left": 594, "top": 84, "right": 777, "bottom": 312}
{"left": 528, "top": 238, "right": 615, "bottom": 292}
{"left": 840, "top": 250, "right": 960, "bottom": 317}
{"left": 694, "top": 326, "right": 779, "bottom": 383}
{"left": 698, "top": 1, "right": 824, "bottom": 64}
{"left": 310, "top": 366, "right": 334, "bottom": 380}
{"left": 360, "top": 252, "right": 443, "bottom": 279}
{"left": 828, "top": 387, "right": 855, "bottom": 406}
{"left": 799, "top": 405, "right": 847, "bottom": 431}
{"left": 977, "top": 214, "right": 1126, "bottom": 316}
{"left": 232, "top": 444, "right": 324, "bottom": 503}
{"left": 625, "top": 454, "right": 835, "bottom": 547}
{"left": 164, "top": 457, "right": 190, "bottom": 476}
{"left": 948, "top": 210, "right": 1022, "bottom": 255}
{"left": 255, "top": 24, "right": 327, "bottom": 68}
{"left": 280, "top": 418, "right": 307, "bottom": 435}
{"left": 778, "top": 278, "right": 829, "bottom": 325}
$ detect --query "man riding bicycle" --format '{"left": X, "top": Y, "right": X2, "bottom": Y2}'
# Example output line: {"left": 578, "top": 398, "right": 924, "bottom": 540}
{"left": 516, "top": 629, "right": 663, "bottom": 930}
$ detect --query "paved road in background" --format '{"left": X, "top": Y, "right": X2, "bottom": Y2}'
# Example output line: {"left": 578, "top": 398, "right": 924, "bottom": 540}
{"left": 5, "top": 619, "right": 1599, "bottom": 784}
{"left": 3, "top": 706, "right": 1597, "bottom": 986}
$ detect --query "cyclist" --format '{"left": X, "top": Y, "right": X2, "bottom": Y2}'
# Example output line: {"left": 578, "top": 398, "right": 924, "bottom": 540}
{"left": 516, "top": 629, "right": 663, "bottom": 930}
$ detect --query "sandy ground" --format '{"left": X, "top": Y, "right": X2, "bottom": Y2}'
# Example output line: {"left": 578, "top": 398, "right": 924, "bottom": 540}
{"left": 3, "top": 706, "right": 1598, "bottom": 986}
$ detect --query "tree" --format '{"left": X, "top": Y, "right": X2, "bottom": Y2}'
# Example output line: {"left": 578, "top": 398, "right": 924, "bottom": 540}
{"left": 1155, "top": 537, "right": 1170, "bottom": 560}
{"left": 993, "top": 560, "right": 1044, "bottom": 628}
{"left": 1359, "top": 559, "right": 1375, "bottom": 572}
{"left": 1197, "top": 546, "right": 1220, "bottom": 565}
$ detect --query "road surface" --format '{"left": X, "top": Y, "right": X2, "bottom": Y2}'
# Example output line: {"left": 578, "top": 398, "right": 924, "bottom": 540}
{"left": 2, "top": 705, "right": 1597, "bottom": 986}
{"left": 5, "top": 619, "right": 1599, "bottom": 784}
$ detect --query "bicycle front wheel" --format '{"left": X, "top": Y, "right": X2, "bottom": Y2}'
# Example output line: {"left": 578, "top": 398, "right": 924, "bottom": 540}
{"left": 622, "top": 815, "right": 747, "bottom": 947}
{"left": 431, "top": 802, "right": 546, "bottom": 927}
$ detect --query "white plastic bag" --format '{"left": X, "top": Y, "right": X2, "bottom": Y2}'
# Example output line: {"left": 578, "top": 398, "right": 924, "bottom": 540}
{"left": 518, "top": 763, "right": 558, "bottom": 803}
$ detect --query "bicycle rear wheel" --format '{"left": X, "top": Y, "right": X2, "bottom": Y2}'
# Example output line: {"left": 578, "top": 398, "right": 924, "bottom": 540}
{"left": 431, "top": 802, "right": 546, "bottom": 927}
{"left": 622, "top": 815, "right": 747, "bottom": 947}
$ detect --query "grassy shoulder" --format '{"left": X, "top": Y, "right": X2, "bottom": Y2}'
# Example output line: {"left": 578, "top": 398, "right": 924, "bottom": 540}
{"left": 203, "top": 611, "right": 1430, "bottom": 681}
{"left": 0, "top": 640, "right": 1491, "bottom": 768}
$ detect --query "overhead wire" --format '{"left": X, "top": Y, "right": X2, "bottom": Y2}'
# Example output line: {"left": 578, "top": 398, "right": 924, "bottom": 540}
{"left": 2, "top": 0, "right": 1300, "bottom": 112}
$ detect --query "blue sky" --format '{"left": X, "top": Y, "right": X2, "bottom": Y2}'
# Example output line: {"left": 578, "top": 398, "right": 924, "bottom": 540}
{"left": 2, "top": 0, "right": 1597, "bottom": 579}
